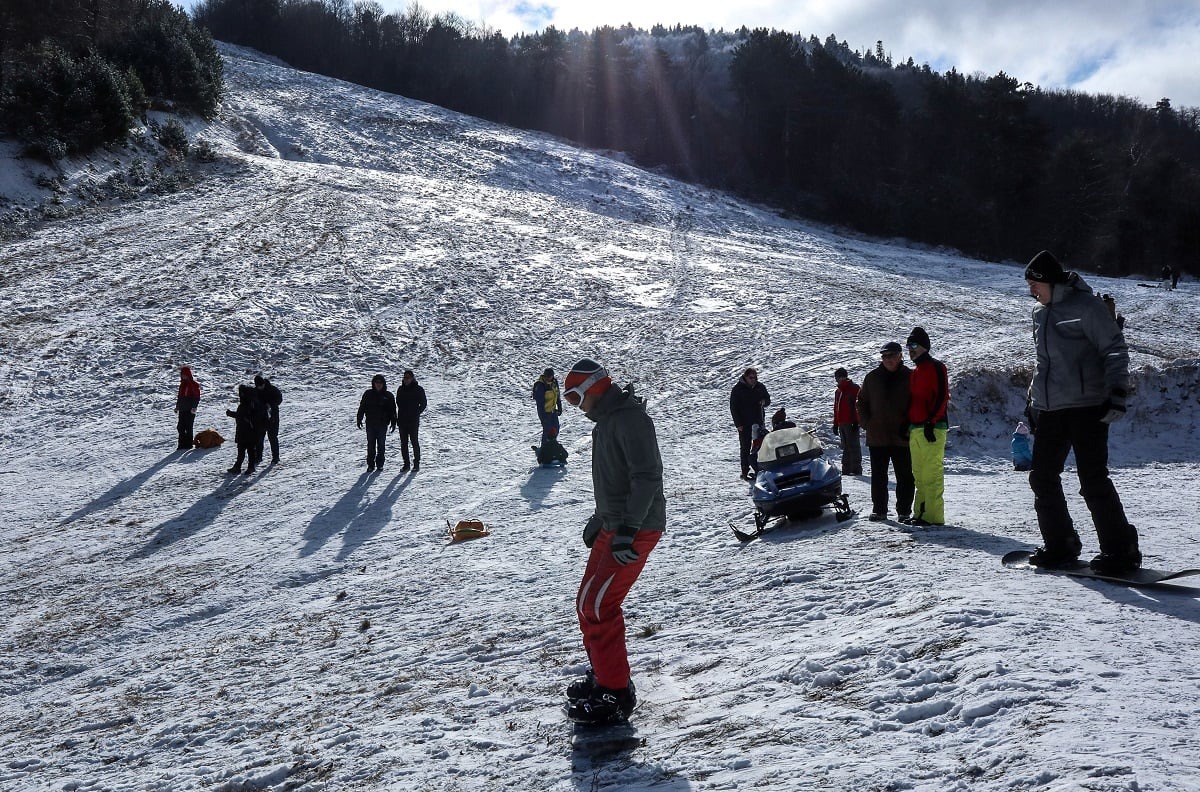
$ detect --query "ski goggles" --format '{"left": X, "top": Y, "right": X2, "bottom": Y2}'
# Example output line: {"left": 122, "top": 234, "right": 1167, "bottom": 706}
{"left": 563, "top": 371, "right": 606, "bottom": 406}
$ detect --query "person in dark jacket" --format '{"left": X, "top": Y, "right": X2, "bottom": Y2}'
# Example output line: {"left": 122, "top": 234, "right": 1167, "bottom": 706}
{"left": 226, "top": 384, "right": 264, "bottom": 474}
{"left": 833, "top": 367, "right": 862, "bottom": 475}
{"left": 395, "top": 369, "right": 427, "bottom": 471}
{"left": 1023, "top": 250, "right": 1140, "bottom": 573}
{"left": 357, "top": 374, "right": 397, "bottom": 472}
{"left": 175, "top": 366, "right": 201, "bottom": 449}
{"left": 561, "top": 358, "right": 665, "bottom": 726}
{"left": 254, "top": 374, "right": 283, "bottom": 464}
{"left": 729, "top": 367, "right": 770, "bottom": 480}
{"left": 856, "top": 341, "right": 914, "bottom": 521}
{"left": 906, "top": 327, "right": 950, "bottom": 526}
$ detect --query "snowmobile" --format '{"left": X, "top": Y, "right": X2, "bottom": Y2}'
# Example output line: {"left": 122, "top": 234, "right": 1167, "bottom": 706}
{"left": 733, "top": 426, "right": 852, "bottom": 541}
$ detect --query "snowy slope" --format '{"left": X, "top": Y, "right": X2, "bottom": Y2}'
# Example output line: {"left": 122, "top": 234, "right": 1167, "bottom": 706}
{"left": 3, "top": 43, "right": 1200, "bottom": 791}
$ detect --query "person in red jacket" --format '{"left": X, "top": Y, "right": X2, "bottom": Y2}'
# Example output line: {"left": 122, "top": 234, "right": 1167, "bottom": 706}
{"left": 175, "top": 366, "right": 201, "bottom": 449}
{"left": 833, "top": 367, "right": 862, "bottom": 475}
{"left": 905, "top": 327, "right": 950, "bottom": 525}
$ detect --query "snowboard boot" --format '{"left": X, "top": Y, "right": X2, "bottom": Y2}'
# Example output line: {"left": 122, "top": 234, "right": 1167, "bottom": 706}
{"left": 868, "top": 511, "right": 887, "bottom": 522}
{"left": 1090, "top": 548, "right": 1142, "bottom": 574}
{"left": 413, "top": 461, "right": 420, "bottom": 472}
{"left": 401, "top": 464, "right": 411, "bottom": 472}
{"left": 896, "top": 514, "right": 913, "bottom": 524}
{"left": 1028, "top": 545, "right": 1081, "bottom": 569}
{"left": 227, "top": 466, "right": 241, "bottom": 474}
{"left": 565, "top": 681, "right": 636, "bottom": 725}
{"left": 565, "top": 670, "right": 596, "bottom": 702}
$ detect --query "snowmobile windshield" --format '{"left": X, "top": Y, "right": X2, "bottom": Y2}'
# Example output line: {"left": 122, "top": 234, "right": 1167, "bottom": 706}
{"left": 757, "top": 427, "right": 823, "bottom": 465}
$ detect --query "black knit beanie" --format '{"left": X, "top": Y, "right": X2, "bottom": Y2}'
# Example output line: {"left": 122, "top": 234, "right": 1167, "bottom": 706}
{"left": 1024, "top": 250, "right": 1067, "bottom": 283}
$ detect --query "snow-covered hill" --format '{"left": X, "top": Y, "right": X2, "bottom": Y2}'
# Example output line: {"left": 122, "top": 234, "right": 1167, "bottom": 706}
{"left": 3, "top": 44, "right": 1200, "bottom": 791}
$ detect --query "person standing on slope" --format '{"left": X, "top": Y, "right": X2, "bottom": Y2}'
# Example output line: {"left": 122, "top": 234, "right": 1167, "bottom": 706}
{"left": 729, "top": 367, "right": 770, "bottom": 480}
{"left": 175, "top": 366, "right": 201, "bottom": 450}
{"left": 1023, "top": 250, "right": 1141, "bottom": 573}
{"left": 833, "top": 367, "right": 862, "bottom": 475}
{"left": 533, "top": 367, "right": 564, "bottom": 443}
{"left": 905, "top": 327, "right": 950, "bottom": 526}
{"left": 254, "top": 374, "right": 283, "bottom": 464}
{"left": 226, "top": 384, "right": 263, "bottom": 475}
{"left": 357, "top": 374, "right": 397, "bottom": 472}
{"left": 395, "top": 369, "right": 427, "bottom": 472}
{"left": 562, "top": 358, "right": 666, "bottom": 725}
{"left": 857, "top": 342, "right": 915, "bottom": 522}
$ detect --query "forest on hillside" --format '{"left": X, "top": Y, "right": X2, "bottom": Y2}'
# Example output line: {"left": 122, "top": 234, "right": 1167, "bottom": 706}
{"left": 192, "top": 0, "right": 1200, "bottom": 277}
{"left": 0, "top": 0, "right": 223, "bottom": 159}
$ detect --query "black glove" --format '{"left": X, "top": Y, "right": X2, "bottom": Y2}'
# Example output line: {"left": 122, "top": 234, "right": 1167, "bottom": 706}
{"left": 356, "top": 421, "right": 363, "bottom": 430}
{"left": 923, "top": 422, "right": 936, "bottom": 443}
{"left": 1101, "top": 389, "right": 1127, "bottom": 424}
{"left": 582, "top": 514, "right": 604, "bottom": 548}
{"left": 389, "top": 422, "right": 397, "bottom": 434}
{"left": 611, "top": 527, "right": 640, "bottom": 565}
{"left": 1025, "top": 403, "right": 1038, "bottom": 433}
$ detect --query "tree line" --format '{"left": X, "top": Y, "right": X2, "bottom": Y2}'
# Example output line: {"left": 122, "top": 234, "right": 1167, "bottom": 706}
{"left": 0, "top": 0, "right": 223, "bottom": 160}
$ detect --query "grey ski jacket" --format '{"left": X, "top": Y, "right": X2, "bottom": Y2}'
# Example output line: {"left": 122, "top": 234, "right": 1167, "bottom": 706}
{"left": 584, "top": 385, "right": 667, "bottom": 534}
{"left": 1028, "top": 273, "right": 1129, "bottom": 412}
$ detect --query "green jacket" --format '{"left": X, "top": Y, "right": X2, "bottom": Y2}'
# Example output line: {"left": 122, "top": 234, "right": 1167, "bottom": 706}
{"left": 585, "top": 384, "right": 667, "bottom": 533}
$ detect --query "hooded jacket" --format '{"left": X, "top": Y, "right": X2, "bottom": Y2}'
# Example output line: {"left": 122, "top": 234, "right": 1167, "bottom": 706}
{"left": 177, "top": 367, "right": 201, "bottom": 412}
{"left": 1028, "top": 272, "right": 1129, "bottom": 411}
{"left": 857, "top": 362, "right": 912, "bottom": 447}
{"left": 358, "top": 381, "right": 397, "bottom": 429}
{"left": 584, "top": 385, "right": 667, "bottom": 534}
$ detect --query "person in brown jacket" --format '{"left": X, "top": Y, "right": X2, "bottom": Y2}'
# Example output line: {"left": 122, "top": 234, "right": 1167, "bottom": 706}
{"left": 856, "top": 341, "right": 915, "bottom": 522}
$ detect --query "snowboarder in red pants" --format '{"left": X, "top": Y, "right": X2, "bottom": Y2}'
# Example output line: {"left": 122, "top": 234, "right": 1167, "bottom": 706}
{"left": 561, "top": 358, "right": 666, "bottom": 725}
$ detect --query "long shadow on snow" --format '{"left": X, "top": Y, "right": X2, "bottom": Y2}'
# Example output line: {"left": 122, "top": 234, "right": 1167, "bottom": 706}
{"left": 300, "top": 472, "right": 413, "bottom": 559}
{"left": 337, "top": 471, "right": 414, "bottom": 561}
{"left": 896, "top": 523, "right": 1021, "bottom": 558}
{"left": 127, "top": 472, "right": 257, "bottom": 559}
{"left": 520, "top": 465, "right": 568, "bottom": 511}
{"left": 60, "top": 451, "right": 180, "bottom": 526}
{"left": 1054, "top": 575, "right": 1200, "bottom": 624}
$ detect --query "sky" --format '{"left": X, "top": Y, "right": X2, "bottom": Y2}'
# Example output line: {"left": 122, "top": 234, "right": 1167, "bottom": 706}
{"left": 366, "top": 0, "right": 1200, "bottom": 108}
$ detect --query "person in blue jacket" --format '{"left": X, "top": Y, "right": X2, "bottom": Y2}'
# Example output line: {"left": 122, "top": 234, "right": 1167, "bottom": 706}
{"left": 1011, "top": 421, "right": 1032, "bottom": 471}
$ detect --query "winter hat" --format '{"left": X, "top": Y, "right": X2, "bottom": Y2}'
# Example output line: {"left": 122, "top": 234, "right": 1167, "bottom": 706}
{"left": 1024, "top": 250, "right": 1067, "bottom": 284}
{"left": 563, "top": 358, "right": 611, "bottom": 406}
{"left": 906, "top": 326, "right": 931, "bottom": 351}
{"left": 1015, "top": 421, "right": 1031, "bottom": 436}
{"left": 543, "top": 367, "right": 555, "bottom": 378}
{"left": 772, "top": 408, "right": 787, "bottom": 424}
{"left": 254, "top": 374, "right": 265, "bottom": 386}
{"left": 372, "top": 373, "right": 386, "bottom": 386}
{"left": 834, "top": 367, "right": 848, "bottom": 380}
{"left": 880, "top": 341, "right": 902, "bottom": 355}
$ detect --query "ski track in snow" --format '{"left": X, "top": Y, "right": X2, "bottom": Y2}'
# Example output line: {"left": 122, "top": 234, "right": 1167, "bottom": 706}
{"left": 3, "top": 43, "right": 1200, "bottom": 791}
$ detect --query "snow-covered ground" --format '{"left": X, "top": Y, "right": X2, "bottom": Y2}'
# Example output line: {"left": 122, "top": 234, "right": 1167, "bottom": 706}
{"left": 3, "top": 44, "right": 1200, "bottom": 791}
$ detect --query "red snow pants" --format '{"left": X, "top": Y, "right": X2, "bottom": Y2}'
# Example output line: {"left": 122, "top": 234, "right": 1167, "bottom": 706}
{"left": 575, "top": 528, "right": 661, "bottom": 690}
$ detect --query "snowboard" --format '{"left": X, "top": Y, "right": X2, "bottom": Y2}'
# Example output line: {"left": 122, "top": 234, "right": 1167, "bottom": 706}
{"left": 569, "top": 720, "right": 643, "bottom": 763}
{"left": 1001, "top": 549, "right": 1200, "bottom": 587}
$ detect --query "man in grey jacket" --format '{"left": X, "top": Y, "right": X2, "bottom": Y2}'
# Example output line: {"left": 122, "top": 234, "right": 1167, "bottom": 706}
{"left": 1024, "top": 250, "right": 1140, "bottom": 573}
{"left": 560, "top": 358, "right": 666, "bottom": 725}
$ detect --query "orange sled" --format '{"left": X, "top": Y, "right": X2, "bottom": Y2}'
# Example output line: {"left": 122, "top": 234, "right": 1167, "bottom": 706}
{"left": 448, "top": 519, "right": 491, "bottom": 543}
